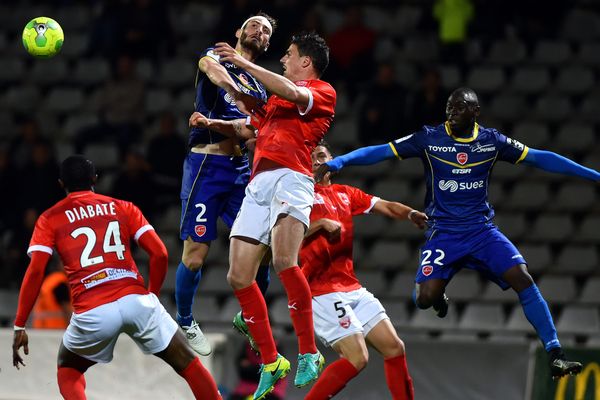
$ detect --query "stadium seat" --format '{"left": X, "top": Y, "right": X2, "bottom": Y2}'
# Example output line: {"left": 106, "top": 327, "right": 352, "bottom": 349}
{"left": 508, "top": 67, "right": 550, "bottom": 94}
{"left": 30, "top": 58, "right": 69, "bottom": 85}
{"left": 0, "top": 290, "right": 19, "bottom": 323}
{"left": 410, "top": 305, "right": 458, "bottom": 330}
{"left": 577, "top": 42, "right": 600, "bottom": 67}
{"left": 458, "top": 304, "right": 505, "bottom": 331}
{"left": 196, "top": 265, "right": 230, "bottom": 295}
{"left": 528, "top": 214, "right": 575, "bottom": 242}
{"left": 492, "top": 213, "right": 526, "bottom": 241}
{"left": 531, "top": 40, "right": 572, "bottom": 65}
{"left": 144, "top": 89, "right": 172, "bottom": 114}
{"left": 219, "top": 297, "right": 241, "bottom": 323}
{"left": 549, "top": 245, "right": 598, "bottom": 275}
{"left": 487, "top": 332, "right": 529, "bottom": 344}
{"left": 518, "top": 244, "right": 553, "bottom": 274}
{"left": 83, "top": 143, "right": 119, "bottom": 170}
{"left": 355, "top": 270, "right": 387, "bottom": 297}
{"left": 54, "top": 5, "right": 91, "bottom": 31}
{"left": 155, "top": 205, "right": 181, "bottom": 235}
{"left": 388, "top": 271, "right": 417, "bottom": 300}
{"left": 159, "top": 59, "right": 195, "bottom": 88}
{"left": 369, "top": 179, "right": 410, "bottom": 201}
{"left": 266, "top": 273, "right": 286, "bottom": 297}
{"left": 549, "top": 182, "right": 596, "bottom": 212}
{"left": 511, "top": 121, "right": 551, "bottom": 148}
{"left": 490, "top": 161, "right": 525, "bottom": 182}
{"left": 445, "top": 270, "right": 482, "bottom": 302}
{"left": 62, "top": 113, "right": 99, "bottom": 139}
{"left": 59, "top": 32, "right": 88, "bottom": 60}
{"left": 0, "top": 58, "right": 25, "bottom": 83}
{"left": 0, "top": 85, "right": 41, "bottom": 113}
{"left": 438, "top": 331, "right": 479, "bottom": 342}
{"left": 439, "top": 65, "right": 461, "bottom": 90}
{"left": 578, "top": 278, "right": 600, "bottom": 305}
{"left": 177, "top": 3, "right": 220, "bottom": 34}
{"left": 269, "top": 296, "right": 292, "bottom": 327}
{"left": 503, "top": 181, "right": 550, "bottom": 211}
{"left": 554, "top": 122, "right": 595, "bottom": 154}
{"left": 327, "top": 117, "right": 359, "bottom": 148}
{"left": 204, "top": 238, "right": 228, "bottom": 266}
{"left": 402, "top": 36, "right": 439, "bottom": 63}
{"left": 173, "top": 88, "right": 196, "bottom": 114}
{"left": 505, "top": 305, "right": 533, "bottom": 332}
{"left": 578, "top": 91, "right": 600, "bottom": 122}
{"left": 480, "top": 281, "right": 518, "bottom": 304}
{"left": 574, "top": 215, "right": 600, "bottom": 243}
{"left": 43, "top": 88, "right": 85, "bottom": 114}
{"left": 489, "top": 93, "right": 526, "bottom": 122}
{"left": 72, "top": 58, "right": 110, "bottom": 87}
{"left": 158, "top": 293, "right": 176, "bottom": 316}
{"left": 193, "top": 295, "right": 221, "bottom": 324}
{"left": 555, "top": 66, "right": 595, "bottom": 95}
{"left": 389, "top": 5, "right": 423, "bottom": 37}
{"left": 134, "top": 59, "right": 156, "bottom": 83}
{"left": 354, "top": 214, "right": 387, "bottom": 238}
{"left": 380, "top": 299, "right": 410, "bottom": 327}
{"left": 385, "top": 219, "right": 426, "bottom": 240}
{"left": 388, "top": 158, "right": 424, "bottom": 180}
{"left": 486, "top": 38, "right": 527, "bottom": 66}
{"left": 364, "top": 6, "right": 393, "bottom": 33}
{"left": 556, "top": 305, "right": 600, "bottom": 335}
{"left": 534, "top": 94, "right": 572, "bottom": 123}
{"left": 466, "top": 66, "right": 506, "bottom": 93}
{"left": 363, "top": 241, "right": 412, "bottom": 269}
{"left": 536, "top": 275, "right": 577, "bottom": 304}
{"left": 161, "top": 267, "right": 177, "bottom": 292}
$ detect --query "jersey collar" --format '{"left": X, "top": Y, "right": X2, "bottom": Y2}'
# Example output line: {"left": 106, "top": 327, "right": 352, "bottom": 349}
{"left": 444, "top": 121, "right": 479, "bottom": 143}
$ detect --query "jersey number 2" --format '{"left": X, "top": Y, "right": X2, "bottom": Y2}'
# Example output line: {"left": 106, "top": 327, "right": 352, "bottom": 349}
{"left": 421, "top": 249, "right": 445, "bottom": 266}
{"left": 71, "top": 221, "right": 126, "bottom": 267}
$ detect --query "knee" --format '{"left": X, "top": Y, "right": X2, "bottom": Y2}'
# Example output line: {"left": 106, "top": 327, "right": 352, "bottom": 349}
{"left": 415, "top": 289, "right": 435, "bottom": 310}
{"left": 346, "top": 350, "right": 369, "bottom": 372}
{"left": 227, "top": 267, "right": 252, "bottom": 290}
{"left": 383, "top": 337, "right": 406, "bottom": 358}
{"left": 181, "top": 254, "right": 204, "bottom": 271}
{"left": 271, "top": 254, "right": 296, "bottom": 272}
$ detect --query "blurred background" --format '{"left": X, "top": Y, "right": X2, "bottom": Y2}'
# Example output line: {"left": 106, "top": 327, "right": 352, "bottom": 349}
{"left": 0, "top": 0, "right": 599, "bottom": 399}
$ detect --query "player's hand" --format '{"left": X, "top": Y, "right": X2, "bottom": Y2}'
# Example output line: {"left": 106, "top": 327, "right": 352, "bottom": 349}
{"left": 321, "top": 218, "right": 342, "bottom": 241}
{"left": 314, "top": 164, "right": 330, "bottom": 183}
{"left": 12, "top": 329, "right": 29, "bottom": 370}
{"left": 189, "top": 112, "right": 210, "bottom": 128}
{"left": 231, "top": 91, "right": 266, "bottom": 118}
{"left": 214, "top": 42, "right": 250, "bottom": 69}
{"left": 408, "top": 210, "right": 428, "bottom": 229}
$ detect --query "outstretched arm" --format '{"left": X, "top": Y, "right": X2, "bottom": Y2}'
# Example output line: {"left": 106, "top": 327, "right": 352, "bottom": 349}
{"left": 137, "top": 229, "right": 168, "bottom": 297}
{"left": 214, "top": 42, "right": 310, "bottom": 108}
{"left": 371, "top": 200, "right": 428, "bottom": 229}
{"left": 522, "top": 148, "right": 600, "bottom": 181}
{"left": 314, "top": 144, "right": 396, "bottom": 182}
{"left": 189, "top": 113, "right": 256, "bottom": 140}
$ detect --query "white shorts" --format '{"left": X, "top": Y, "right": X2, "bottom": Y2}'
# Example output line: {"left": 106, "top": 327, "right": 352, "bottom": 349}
{"left": 230, "top": 168, "right": 314, "bottom": 245}
{"left": 63, "top": 293, "right": 179, "bottom": 363}
{"left": 312, "top": 287, "right": 389, "bottom": 347}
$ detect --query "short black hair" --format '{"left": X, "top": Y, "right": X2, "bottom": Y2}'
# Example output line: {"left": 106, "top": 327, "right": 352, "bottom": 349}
{"left": 291, "top": 31, "right": 329, "bottom": 77}
{"left": 316, "top": 139, "right": 334, "bottom": 157}
{"left": 60, "top": 155, "right": 95, "bottom": 192}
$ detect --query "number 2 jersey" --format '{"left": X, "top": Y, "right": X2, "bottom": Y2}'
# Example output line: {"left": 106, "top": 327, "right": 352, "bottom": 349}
{"left": 389, "top": 122, "right": 528, "bottom": 232}
{"left": 300, "top": 184, "right": 379, "bottom": 296}
{"left": 28, "top": 191, "right": 153, "bottom": 313}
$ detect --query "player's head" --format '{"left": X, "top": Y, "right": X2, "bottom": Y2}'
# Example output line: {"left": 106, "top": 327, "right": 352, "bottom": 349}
{"left": 312, "top": 140, "right": 334, "bottom": 183}
{"left": 59, "top": 155, "right": 97, "bottom": 193}
{"left": 237, "top": 12, "right": 276, "bottom": 57}
{"left": 281, "top": 32, "right": 329, "bottom": 80}
{"left": 446, "top": 87, "right": 480, "bottom": 134}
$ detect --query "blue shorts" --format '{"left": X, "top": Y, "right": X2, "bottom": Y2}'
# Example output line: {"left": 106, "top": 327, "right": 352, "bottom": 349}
{"left": 180, "top": 152, "right": 249, "bottom": 242}
{"left": 415, "top": 224, "right": 527, "bottom": 290}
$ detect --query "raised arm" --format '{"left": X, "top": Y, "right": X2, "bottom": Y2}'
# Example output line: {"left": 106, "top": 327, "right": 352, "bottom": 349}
{"left": 371, "top": 200, "right": 428, "bottom": 229}
{"left": 137, "top": 229, "right": 168, "bottom": 297}
{"left": 214, "top": 42, "right": 310, "bottom": 108}
{"left": 522, "top": 148, "right": 600, "bottom": 181}
{"left": 189, "top": 112, "right": 256, "bottom": 140}
{"left": 314, "top": 144, "right": 396, "bottom": 182}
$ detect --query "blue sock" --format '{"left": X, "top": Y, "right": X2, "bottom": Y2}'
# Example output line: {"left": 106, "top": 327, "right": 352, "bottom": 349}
{"left": 518, "top": 284, "right": 560, "bottom": 351}
{"left": 255, "top": 264, "right": 271, "bottom": 296}
{"left": 175, "top": 262, "right": 201, "bottom": 327}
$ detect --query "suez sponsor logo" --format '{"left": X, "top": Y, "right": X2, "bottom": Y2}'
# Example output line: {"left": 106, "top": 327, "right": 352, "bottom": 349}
{"left": 438, "top": 179, "right": 485, "bottom": 192}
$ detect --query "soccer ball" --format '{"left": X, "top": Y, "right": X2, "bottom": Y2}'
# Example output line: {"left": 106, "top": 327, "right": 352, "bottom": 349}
{"left": 22, "top": 17, "right": 64, "bottom": 58}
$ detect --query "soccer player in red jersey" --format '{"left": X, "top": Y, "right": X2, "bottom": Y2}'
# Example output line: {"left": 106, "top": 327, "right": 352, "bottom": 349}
{"left": 213, "top": 32, "right": 336, "bottom": 399}
{"left": 301, "top": 142, "right": 427, "bottom": 400}
{"left": 12, "top": 155, "right": 221, "bottom": 400}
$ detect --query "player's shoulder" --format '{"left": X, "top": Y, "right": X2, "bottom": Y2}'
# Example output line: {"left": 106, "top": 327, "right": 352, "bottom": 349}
{"left": 477, "top": 124, "right": 506, "bottom": 142}
{"left": 299, "top": 79, "right": 336, "bottom": 94}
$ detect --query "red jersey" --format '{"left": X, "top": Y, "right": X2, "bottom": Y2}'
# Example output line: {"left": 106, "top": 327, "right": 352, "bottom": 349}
{"left": 300, "top": 184, "right": 379, "bottom": 296}
{"left": 252, "top": 79, "right": 336, "bottom": 177}
{"left": 28, "top": 191, "right": 153, "bottom": 313}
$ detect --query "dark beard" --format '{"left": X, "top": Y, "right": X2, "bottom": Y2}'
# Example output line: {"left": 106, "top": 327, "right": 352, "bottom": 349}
{"left": 240, "top": 32, "right": 266, "bottom": 57}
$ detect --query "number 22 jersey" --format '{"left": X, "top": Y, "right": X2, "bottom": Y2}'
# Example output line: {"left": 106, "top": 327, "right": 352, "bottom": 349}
{"left": 28, "top": 191, "right": 153, "bottom": 313}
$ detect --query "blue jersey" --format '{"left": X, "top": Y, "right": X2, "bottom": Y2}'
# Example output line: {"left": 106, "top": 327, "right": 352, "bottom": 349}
{"left": 189, "top": 47, "right": 268, "bottom": 148}
{"left": 389, "top": 122, "right": 528, "bottom": 232}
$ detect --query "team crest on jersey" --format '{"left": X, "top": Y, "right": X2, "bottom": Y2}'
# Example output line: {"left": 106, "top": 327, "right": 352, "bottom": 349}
{"left": 238, "top": 73, "right": 249, "bottom": 85}
{"left": 314, "top": 193, "right": 325, "bottom": 204}
{"left": 337, "top": 193, "right": 350, "bottom": 205}
{"left": 339, "top": 315, "right": 351, "bottom": 329}
{"left": 422, "top": 265, "right": 433, "bottom": 276}
{"left": 457, "top": 152, "right": 468, "bottom": 165}
{"left": 195, "top": 225, "right": 206, "bottom": 237}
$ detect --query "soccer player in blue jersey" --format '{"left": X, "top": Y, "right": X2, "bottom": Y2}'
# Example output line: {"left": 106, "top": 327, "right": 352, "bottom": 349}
{"left": 176, "top": 13, "right": 276, "bottom": 356}
{"left": 315, "top": 88, "right": 600, "bottom": 379}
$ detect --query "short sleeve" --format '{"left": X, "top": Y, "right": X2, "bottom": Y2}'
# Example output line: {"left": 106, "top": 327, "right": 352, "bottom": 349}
{"left": 298, "top": 81, "right": 336, "bottom": 117}
{"left": 27, "top": 213, "right": 55, "bottom": 257}
{"left": 389, "top": 131, "right": 423, "bottom": 159}
{"left": 199, "top": 47, "right": 220, "bottom": 63}
{"left": 496, "top": 132, "right": 529, "bottom": 164}
{"left": 122, "top": 201, "right": 153, "bottom": 241}
{"left": 347, "top": 186, "right": 377, "bottom": 216}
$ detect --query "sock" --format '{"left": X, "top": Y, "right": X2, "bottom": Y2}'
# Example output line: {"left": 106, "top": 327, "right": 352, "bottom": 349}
{"left": 255, "top": 263, "right": 271, "bottom": 295}
{"left": 57, "top": 367, "right": 86, "bottom": 400}
{"left": 178, "top": 357, "right": 221, "bottom": 400}
{"left": 518, "top": 284, "right": 560, "bottom": 351}
{"left": 305, "top": 358, "right": 359, "bottom": 400}
{"left": 175, "top": 262, "right": 201, "bottom": 326}
{"left": 278, "top": 266, "right": 317, "bottom": 354}
{"left": 384, "top": 354, "right": 414, "bottom": 400}
{"left": 234, "top": 282, "right": 278, "bottom": 364}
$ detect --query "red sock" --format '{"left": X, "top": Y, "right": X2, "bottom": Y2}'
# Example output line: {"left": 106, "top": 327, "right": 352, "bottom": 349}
{"left": 279, "top": 266, "right": 317, "bottom": 354}
{"left": 179, "top": 357, "right": 222, "bottom": 400}
{"left": 57, "top": 367, "right": 86, "bottom": 400}
{"left": 234, "top": 282, "right": 278, "bottom": 364}
{"left": 305, "top": 358, "right": 359, "bottom": 400}
{"left": 384, "top": 354, "right": 414, "bottom": 400}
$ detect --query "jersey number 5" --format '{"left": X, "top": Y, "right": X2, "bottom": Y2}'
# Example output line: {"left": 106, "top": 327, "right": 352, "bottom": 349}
{"left": 71, "top": 221, "right": 126, "bottom": 267}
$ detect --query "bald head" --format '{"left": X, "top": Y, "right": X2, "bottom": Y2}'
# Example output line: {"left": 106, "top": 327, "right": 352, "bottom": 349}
{"left": 449, "top": 87, "right": 479, "bottom": 106}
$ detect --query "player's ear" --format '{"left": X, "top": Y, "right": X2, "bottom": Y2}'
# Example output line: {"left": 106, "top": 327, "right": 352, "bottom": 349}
{"left": 235, "top": 28, "right": 242, "bottom": 39}
{"left": 302, "top": 55, "right": 311, "bottom": 68}
{"left": 474, "top": 105, "right": 481, "bottom": 117}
